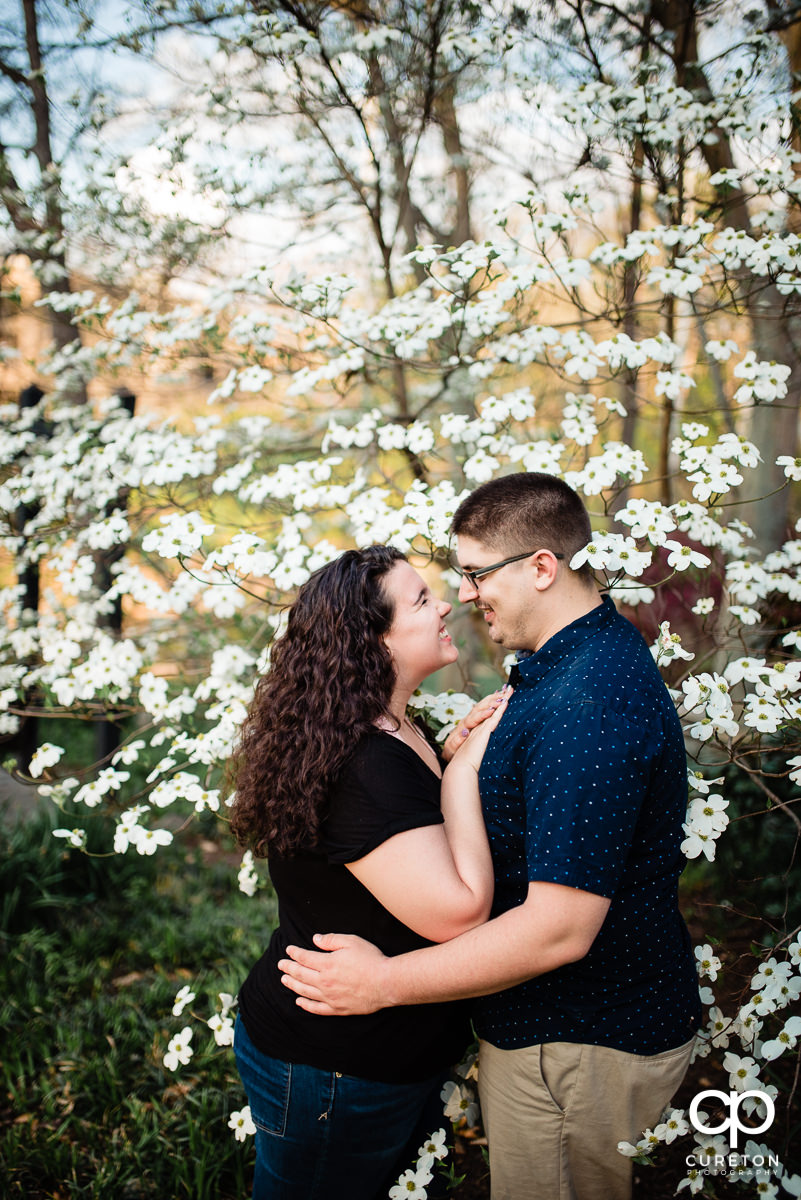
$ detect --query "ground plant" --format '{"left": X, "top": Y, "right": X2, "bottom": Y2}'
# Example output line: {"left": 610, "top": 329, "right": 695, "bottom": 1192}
{"left": 0, "top": 808, "right": 271, "bottom": 1200}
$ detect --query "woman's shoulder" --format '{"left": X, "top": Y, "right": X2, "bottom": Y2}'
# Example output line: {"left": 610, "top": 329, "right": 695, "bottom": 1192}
{"left": 323, "top": 729, "right": 443, "bottom": 860}
{"left": 331, "top": 727, "right": 441, "bottom": 806}
{"left": 339, "top": 727, "right": 412, "bottom": 780}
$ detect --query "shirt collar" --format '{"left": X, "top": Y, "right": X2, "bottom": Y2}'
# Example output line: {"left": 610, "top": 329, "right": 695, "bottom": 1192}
{"left": 508, "top": 594, "right": 616, "bottom": 687}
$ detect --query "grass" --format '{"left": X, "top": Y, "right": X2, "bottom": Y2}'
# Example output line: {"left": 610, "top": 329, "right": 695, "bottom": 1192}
{"left": 0, "top": 807, "right": 277, "bottom": 1200}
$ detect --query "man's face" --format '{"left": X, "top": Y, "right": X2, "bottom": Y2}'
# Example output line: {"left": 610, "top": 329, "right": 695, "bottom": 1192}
{"left": 454, "top": 534, "right": 538, "bottom": 650}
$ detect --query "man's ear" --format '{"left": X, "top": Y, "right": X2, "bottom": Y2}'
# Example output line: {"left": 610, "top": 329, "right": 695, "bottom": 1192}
{"left": 530, "top": 549, "right": 561, "bottom": 591}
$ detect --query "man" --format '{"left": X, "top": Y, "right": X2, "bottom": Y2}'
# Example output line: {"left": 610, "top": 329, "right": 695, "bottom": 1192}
{"left": 279, "top": 472, "right": 701, "bottom": 1200}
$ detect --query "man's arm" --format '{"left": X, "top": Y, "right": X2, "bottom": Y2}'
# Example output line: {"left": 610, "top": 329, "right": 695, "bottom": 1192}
{"left": 278, "top": 880, "right": 610, "bottom": 1014}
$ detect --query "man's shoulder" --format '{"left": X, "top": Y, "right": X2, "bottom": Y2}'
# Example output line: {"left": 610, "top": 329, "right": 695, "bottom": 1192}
{"left": 509, "top": 602, "right": 673, "bottom": 724}
{"left": 546, "top": 614, "right": 678, "bottom": 731}
{"left": 561, "top": 608, "right": 655, "bottom": 683}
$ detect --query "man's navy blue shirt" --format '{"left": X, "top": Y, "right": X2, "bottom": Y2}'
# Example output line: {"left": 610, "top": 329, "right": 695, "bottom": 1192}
{"left": 475, "top": 595, "right": 702, "bottom": 1054}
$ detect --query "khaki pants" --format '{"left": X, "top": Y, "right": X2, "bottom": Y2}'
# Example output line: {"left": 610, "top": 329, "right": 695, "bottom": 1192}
{"left": 477, "top": 1037, "right": 695, "bottom": 1200}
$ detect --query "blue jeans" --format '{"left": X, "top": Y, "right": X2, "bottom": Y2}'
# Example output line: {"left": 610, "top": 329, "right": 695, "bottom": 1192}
{"left": 234, "top": 1017, "right": 450, "bottom": 1200}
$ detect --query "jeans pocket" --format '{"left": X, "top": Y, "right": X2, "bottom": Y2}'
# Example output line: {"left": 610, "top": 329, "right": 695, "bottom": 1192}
{"left": 250, "top": 1059, "right": 292, "bottom": 1137}
{"left": 234, "top": 1021, "right": 292, "bottom": 1137}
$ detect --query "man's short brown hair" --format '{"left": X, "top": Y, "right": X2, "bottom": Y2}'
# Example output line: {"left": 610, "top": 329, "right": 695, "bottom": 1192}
{"left": 451, "top": 472, "right": 593, "bottom": 579}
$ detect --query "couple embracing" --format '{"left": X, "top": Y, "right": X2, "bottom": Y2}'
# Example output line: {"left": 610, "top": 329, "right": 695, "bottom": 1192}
{"left": 228, "top": 472, "right": 702, "bottom": 1200}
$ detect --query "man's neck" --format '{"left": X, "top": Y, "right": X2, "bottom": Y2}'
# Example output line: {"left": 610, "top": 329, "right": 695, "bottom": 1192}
{"left": 528, "top": 588, "right": 604, "bottom": 653}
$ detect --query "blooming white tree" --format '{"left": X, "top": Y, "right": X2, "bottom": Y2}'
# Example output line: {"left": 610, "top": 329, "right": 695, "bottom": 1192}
{"left": 1, "top": 0, "right": 800, "bottom": 1194}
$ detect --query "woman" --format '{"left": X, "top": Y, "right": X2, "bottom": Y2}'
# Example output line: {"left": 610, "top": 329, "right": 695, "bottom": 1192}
{"left": 229, "top": 545, "right": 508, "bottom": 1200}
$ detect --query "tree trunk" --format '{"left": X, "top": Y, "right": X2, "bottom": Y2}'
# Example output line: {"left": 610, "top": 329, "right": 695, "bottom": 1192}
{"left": 20, "top": 0, "right": 88, "bottom": 403}
{"left": 653, "top": 0, "right": 800, "bottom": 551}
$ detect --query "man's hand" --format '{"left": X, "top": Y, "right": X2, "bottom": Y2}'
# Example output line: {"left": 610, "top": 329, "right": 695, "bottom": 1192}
{"left": 278, "top": 933, "right": 389, "bottom": 1015}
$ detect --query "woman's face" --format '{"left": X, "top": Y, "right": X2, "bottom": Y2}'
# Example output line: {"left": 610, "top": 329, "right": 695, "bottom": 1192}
{"left": 381, "top": 560, "right": 458, "bottom": 692}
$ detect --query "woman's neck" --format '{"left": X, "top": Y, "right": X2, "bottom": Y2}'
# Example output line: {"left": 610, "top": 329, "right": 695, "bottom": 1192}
{"left": 379, "top": 687, "right": 441, "bottom": 777}
{"left": 387, "top": 686, "right": 414, "bottom": 726}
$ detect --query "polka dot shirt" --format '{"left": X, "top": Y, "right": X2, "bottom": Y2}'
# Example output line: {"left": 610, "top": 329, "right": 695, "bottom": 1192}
{"left": 475, "top": 596, "right": 702, "bottom": 1054}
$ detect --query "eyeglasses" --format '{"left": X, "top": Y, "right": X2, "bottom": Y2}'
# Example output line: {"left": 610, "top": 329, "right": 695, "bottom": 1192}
{"left": 455, "top": 549, "right": 565, "bottom": 590}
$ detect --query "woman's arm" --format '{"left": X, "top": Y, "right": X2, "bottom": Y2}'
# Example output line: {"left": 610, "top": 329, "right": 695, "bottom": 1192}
{"left": 344, "top": 695, "right": 509, "bottom": 943}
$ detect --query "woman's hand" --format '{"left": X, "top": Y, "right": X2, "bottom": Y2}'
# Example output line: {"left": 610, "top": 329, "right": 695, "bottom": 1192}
{"left": 441, "top": 686, "right": 511, "bottom": 762}
{"left": 446, "top": 687, "right": 512, "bottom": 772}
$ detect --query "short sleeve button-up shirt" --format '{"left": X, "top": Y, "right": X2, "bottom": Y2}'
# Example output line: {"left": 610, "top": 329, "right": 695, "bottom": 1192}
{"left": 475, "top": 596, "right": 701, "bottom": 1054}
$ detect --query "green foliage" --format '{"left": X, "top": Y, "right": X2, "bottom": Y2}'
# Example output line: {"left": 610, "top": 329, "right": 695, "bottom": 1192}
{"left": 698, "top": 753, "right": 800, "bottom": 930}
{"left": 0, "top": 814, "right": 277, "bottom": 1199}
{"left": 0, "top": 807, "right": 146, "bottom": 934}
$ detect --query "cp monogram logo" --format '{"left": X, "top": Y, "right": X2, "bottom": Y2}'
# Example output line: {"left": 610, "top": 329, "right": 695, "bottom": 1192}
{"left": 689, "top": 1089, "right": 775, "bottom": 1150}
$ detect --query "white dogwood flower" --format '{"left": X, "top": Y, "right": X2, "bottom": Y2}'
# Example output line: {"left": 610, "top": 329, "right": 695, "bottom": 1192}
{"left": 28, "top": 742, "right": 65, "bottom": 778}
{"left": 695, "top": 944, "right": 722, "bottom": 980}
{"left": 163, "top": 1027, "right": 193, "bottom": 1071}
{"left": 227, "top": 1106, "right": 256, "bottom": 1141}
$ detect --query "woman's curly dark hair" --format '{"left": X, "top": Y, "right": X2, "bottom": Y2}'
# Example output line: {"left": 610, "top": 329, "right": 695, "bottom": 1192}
{"left": 228, "top": 545, "right": 406, "bottom": 857}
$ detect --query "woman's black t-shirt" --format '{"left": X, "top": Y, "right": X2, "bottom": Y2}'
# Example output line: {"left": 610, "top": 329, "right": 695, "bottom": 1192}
{"left": 237, "top": 729, "right": 471, "bottom": 1084}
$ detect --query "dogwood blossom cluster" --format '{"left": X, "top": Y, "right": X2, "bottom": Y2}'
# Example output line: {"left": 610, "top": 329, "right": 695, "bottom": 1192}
{"left": 388, "top": 1128, "right": 449, "bottom": 1200}
{"left": 409, "top": 690, "right": 474, "bottom": 742}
